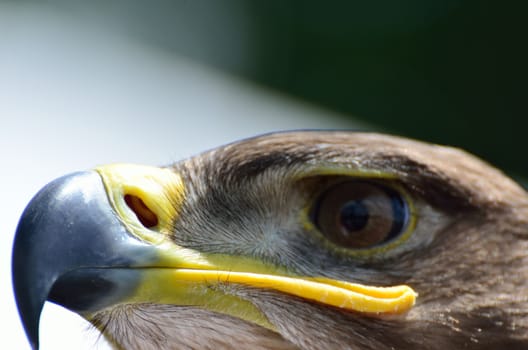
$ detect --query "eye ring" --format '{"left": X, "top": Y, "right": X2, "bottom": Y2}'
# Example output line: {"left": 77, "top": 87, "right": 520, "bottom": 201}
{"left": 310, "top": 181, "right": 410, "bottom": 249}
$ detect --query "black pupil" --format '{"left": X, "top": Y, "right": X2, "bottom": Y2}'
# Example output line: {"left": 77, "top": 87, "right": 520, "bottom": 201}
{"left": 340, "top": 200, "right": 369, "bottom": 232}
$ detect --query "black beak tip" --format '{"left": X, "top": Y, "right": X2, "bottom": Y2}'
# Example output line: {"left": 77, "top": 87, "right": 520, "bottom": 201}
{"left": 11, "top": 171, "right": 99, "bottom": 349}
{"left": 12, "top": 170, "right": 153, "bottom": 349}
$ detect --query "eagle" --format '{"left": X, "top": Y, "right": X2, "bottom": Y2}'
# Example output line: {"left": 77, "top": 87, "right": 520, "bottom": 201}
{"left": 12, "top": 131, "right": 528, "bottom": 349}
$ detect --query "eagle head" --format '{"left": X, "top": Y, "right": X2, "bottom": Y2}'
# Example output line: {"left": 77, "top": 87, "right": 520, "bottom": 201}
{"left": 12, "top": 131, "right": 528, "bottom": 349}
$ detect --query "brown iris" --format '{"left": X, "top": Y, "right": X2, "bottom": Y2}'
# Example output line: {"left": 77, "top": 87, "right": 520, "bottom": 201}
{"left": 311, "top": 181, "right": 408, "bottom": 249}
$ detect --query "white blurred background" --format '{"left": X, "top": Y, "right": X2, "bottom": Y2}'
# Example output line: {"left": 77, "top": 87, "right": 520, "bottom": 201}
{"left": 0, "top": 3, "right": 363, "bottom": 349}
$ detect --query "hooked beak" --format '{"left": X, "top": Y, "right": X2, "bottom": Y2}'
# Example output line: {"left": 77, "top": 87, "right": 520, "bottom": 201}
{"left": 11, "top": 171, "right": 157, "bottom": 349}
{"left": 12, "top": 165, "right": 416, "bottom": 349}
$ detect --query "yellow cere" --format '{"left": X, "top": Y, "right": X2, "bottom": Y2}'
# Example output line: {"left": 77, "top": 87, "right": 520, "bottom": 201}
{"left": 96, "top": 163, "right": 185, "bottom": 244}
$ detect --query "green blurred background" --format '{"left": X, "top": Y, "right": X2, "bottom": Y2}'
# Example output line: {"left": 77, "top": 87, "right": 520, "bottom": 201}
{"left": 6, "top": 0, "right": 528, "bottom": 176}
{"left": 245, "top": 1, "right": 527, "bottom": 178}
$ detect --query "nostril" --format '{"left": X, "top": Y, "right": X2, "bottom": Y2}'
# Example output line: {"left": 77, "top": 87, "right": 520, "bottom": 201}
{"left": 124, "top": 194, "right": 159, "bottom": 228}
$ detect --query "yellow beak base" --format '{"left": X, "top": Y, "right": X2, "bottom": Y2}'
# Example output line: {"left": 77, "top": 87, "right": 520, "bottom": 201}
{"left": 94, "top": 163, "right": 417, "bottom": 330}
{"left": 131, "top": 268, "right": 416, "bottom": 316}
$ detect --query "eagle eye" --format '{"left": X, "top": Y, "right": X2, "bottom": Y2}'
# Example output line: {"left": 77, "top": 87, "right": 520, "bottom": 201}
{"left": 311, "top": 181, "right": 409, "bottom": 249}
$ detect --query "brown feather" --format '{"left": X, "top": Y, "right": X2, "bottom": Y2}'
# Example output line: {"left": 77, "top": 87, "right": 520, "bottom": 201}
{"left": 95, "top": 132, "right": 528, "bottom": 349}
